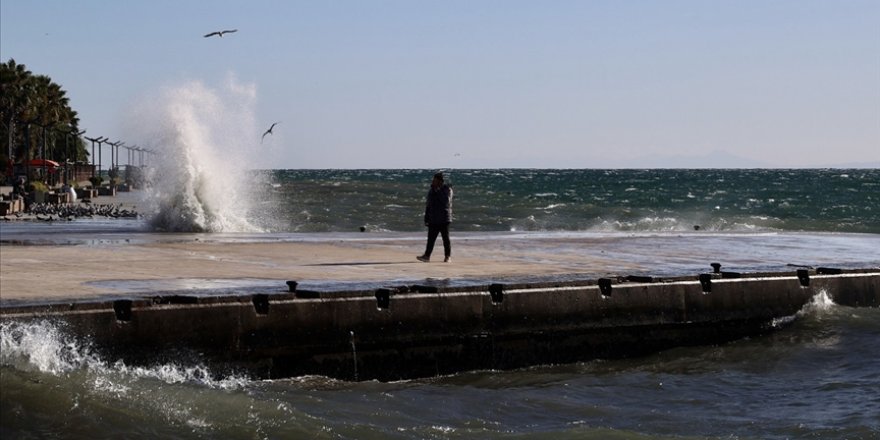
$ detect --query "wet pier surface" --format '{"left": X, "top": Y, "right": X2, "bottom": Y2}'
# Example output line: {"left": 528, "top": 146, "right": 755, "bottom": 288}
{"left": 1, "top": 229, "right": 878, "bottom": 303}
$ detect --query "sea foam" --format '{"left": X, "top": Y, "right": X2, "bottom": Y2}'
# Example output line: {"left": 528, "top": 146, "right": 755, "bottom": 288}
{"left": 0, "top": 320, "right": 248, "bottom": 389}
{"left": 800, "top": 288, "right": 837, "bottom": 316}
{"left": 0, "top": 320, "right": 97, "bottom": 375}
{"left": 772, "top": 289, "right": 839, "bottom": 328}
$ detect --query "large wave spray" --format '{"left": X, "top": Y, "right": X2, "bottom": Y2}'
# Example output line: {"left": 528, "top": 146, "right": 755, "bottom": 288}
{"left": 0, "top": 320, "right": 248, "bottom": 389}
{"left": 126, "top": 76, "right": 266, "bottom": 232}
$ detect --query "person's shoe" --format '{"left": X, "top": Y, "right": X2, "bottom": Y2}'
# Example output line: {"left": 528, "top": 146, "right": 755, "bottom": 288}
{"left": 443, "top": 256, "right": 451, "bottom": 263}
{"left": 416, "top": 255, "right": 430, "bottom": 262}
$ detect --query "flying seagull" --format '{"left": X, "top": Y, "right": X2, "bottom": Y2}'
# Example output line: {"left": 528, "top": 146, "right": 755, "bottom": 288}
{"left": 261, "top": 122, "right": 280, "bottom": 143}
{"left": 204, "top": 29, "right": 238, "bottom": 38}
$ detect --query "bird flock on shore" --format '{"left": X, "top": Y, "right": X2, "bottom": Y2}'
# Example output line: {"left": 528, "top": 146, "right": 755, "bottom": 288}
{"left": 6, "top": 202, "right": 139, "bottom": 221}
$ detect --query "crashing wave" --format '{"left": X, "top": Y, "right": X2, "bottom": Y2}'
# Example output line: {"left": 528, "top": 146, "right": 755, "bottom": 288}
{"left": 124, "top": 77, "right": 265, "bottom": 232}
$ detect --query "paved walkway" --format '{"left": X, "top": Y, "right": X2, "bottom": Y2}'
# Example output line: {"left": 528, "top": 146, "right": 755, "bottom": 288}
{"left": 2, "top": 229, "right": 879, "bottom": 304}
{"left": 0, "top": 235, "right": 641, "bottom": 303}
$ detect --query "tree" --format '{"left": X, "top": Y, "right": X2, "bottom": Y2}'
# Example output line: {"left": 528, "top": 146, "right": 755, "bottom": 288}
{"left": 0, "top": 59, "right": 87, "bottom": 182}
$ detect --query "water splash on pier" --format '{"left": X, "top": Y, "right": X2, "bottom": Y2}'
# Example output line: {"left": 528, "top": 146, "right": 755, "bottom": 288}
{"left": 799, "top": 288, "right": 838, "bottom": 317}
{"left": 771, "top": 288, "right": 839, "bottom": 328}
{"left": 0, "top": 320, "right": 97, "bottom": 374}
{"left": 0, "top": 320, "right": 248, "bottom": 389}
{"left": 126, "top": 76, "right": 266, "bottom": 232}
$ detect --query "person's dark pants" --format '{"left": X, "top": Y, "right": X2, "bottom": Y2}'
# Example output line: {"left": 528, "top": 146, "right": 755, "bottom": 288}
{"left": 424, "top": 223, "right": 451, "bottom": 259}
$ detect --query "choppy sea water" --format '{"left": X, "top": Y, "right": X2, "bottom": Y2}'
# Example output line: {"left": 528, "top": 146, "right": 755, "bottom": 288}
{"left": 259, "top": 169, "right": 880, "bottom": 234}
{"left": 2, "top": 168, "right": 879, "bottom": 438}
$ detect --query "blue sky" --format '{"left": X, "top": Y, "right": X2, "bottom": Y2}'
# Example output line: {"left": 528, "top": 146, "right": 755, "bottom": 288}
{"left": 2, "top": 0, "right": 878, "bottom": 168}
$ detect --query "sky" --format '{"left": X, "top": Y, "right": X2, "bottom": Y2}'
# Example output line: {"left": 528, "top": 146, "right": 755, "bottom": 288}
{"left": 1, "top": 0, "right": 878, "bottom": 169}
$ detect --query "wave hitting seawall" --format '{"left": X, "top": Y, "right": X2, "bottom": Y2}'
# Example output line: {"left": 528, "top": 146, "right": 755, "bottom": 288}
{"left": 2, "top": 272, "right": 878, "bottom": 440}
{"left": 2, "top": 268, "right": 877, "bottom": 381}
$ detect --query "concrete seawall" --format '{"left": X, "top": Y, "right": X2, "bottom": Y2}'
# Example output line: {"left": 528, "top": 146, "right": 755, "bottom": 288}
{"left": 2, "top": 268, "right": 877, "bottom": 381}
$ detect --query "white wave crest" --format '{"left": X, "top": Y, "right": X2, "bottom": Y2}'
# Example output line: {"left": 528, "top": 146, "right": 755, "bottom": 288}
{"left": 113, "top": 361, "right": 248, "bottom": 390}
{"left": 0, "top": 320, "right": 99, "bottom": 374}
{"left": 0, "top": 320, "right": 248, "bottom": 390}
{"left": 799, "top": 288, "right": 837, "bottom": 316}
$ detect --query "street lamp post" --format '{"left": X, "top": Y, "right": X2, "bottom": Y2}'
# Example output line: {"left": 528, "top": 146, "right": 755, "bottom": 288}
{"left": 109, "top": 141, "right": 115, "bottom": 172}
{"left": 70, "top": 129, "right": 86, "bottom": 182}
{"left": 104, "top": 140, "right": 124, "bottom": 188}
{"left": 60, "top": 128, "right": 85, "bottom": 184}
{"left": 115, "top": 142, "right": 125, "bottom": 173}
{"left": 40, "top": 125, "right": 47, "bottom": 183}
{"left": 125, "top": 145, "right": 135, "bottom": 167}
{"left": 104, "top": 140, "right": 115, "bottom": 183}
{"left": 83, "top": 136, "right": 107, "bottom": 178}
{"left": 23, "top": 123, "right": 30, "bottom": 183}
{"left": 114, "top": 142, "right": 125, "bottom": 187}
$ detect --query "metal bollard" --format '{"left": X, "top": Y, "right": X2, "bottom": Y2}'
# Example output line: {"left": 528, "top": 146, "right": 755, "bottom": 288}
{"left": 489, "top": 283, "right": 504, "bottom": 304}
{"left": 797, "top": 269, "right": 810, "bottom": 287}
{"left": 598, "top": 278, "right": 613, "bottom": 298}
{"left": 375, "top": 288, "right": 392, "bottom": 310}
{"left": 699, "top": 273, "right": 712, "bottom": 294}
{"left": 253, "top": 294, "right": 270, "bottom": 315}
{"left": 113, "top": 299, "right": 133, "bottom": 322}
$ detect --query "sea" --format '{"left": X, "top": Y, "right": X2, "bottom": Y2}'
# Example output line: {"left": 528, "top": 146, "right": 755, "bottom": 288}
{"left": 2, "top": 168, "right": 879, "bottom": 439}
{"left": 256, "top": 168, "right": 880, "bottom": 234}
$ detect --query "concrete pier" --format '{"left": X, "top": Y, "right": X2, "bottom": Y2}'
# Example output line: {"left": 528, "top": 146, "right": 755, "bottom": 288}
{"left": 2, "top": 268, "right": 877, "bottom": 381}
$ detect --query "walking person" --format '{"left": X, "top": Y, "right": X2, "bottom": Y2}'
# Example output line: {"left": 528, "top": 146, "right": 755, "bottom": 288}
{"left": 417, "top": 172, "right": 453, "bottom": 263}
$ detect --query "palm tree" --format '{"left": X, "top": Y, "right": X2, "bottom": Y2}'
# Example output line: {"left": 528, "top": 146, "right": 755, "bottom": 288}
{"left": 0, "top": 59, "right": 34, "bottom": 173}
{"left": 1, "top": 59, "right": 86, "bottom": 182}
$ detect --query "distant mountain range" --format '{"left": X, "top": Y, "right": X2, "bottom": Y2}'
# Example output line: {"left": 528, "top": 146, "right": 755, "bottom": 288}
{"left": 824, "top": 161, "right": 880, "bottom": 168}
{"left": 607, "top": 151, "right": 879, "bottom": 169}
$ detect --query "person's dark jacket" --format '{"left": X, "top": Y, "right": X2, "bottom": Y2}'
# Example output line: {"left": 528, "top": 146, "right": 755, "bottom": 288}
{"left": 424, "top": 184, "right": 453, "bottom": 225}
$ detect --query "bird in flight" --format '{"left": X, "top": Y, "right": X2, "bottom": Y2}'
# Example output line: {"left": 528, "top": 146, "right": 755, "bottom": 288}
{"left": 261, "top": 122, "right": 280, "bottom": 143}
{"left": 204, "top": 29, "right": 238, "bottom": 38}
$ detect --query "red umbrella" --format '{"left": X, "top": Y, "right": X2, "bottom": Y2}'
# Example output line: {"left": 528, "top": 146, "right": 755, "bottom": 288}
{"left": 26, "top": 159, "right": 61, "bottom": 168}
